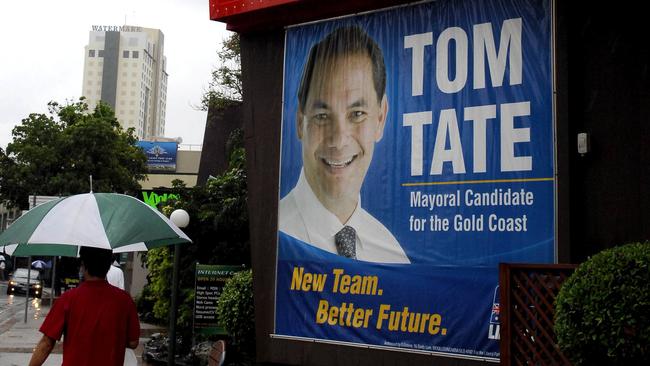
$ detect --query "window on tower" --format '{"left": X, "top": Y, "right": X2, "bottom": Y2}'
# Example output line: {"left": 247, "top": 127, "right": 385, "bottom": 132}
{"left": 88, "top": 49, "right": 95, "bottom": 57}
{"left": 123, "top": 50, "right": 130, "bottom": 58}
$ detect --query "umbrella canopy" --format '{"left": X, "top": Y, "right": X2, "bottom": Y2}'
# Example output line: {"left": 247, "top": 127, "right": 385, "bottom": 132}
{"left": 0, "top": 193, "right": 191, "bottom": 257}
{"left": 31, "top": 259, "right": 49, "bottom": 269}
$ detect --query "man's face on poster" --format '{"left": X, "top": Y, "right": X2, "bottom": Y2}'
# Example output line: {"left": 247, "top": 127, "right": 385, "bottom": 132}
{"left": 298, "top": 53, "right": 388, "bottom": 205}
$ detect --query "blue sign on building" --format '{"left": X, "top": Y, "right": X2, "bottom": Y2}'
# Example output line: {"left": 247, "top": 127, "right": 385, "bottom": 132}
{"left": 136, "top": 141, "right": 178, "bottom": 172}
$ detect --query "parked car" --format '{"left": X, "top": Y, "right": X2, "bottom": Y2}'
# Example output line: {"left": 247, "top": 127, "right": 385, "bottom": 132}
{"left": 7, "top": 268, "right": 43, "bottom": 298}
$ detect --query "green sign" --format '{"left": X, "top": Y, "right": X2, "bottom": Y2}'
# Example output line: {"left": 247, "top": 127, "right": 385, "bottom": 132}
{"left": 193, "top": 264, "right": 245, "bottom": 335}
{"left": 141, "top": 191, "right": 179, "bottom": 209}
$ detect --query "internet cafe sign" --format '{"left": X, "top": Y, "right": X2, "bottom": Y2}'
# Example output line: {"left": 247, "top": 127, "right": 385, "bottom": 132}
{"left": 91, "top": 25, "right": 142, "bottom": 32}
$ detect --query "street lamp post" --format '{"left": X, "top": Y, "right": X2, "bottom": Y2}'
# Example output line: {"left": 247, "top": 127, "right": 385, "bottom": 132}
{"left": 168, "top": 209, "right": 189, "bottom": 366}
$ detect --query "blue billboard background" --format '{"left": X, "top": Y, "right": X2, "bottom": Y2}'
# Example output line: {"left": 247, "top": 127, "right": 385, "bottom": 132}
{"left": 276, "top": 0, "right": 554, "bottom": 360}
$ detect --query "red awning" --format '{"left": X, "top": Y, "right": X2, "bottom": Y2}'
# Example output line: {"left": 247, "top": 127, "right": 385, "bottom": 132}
{"left": 210, "top": 0, "right": 299, "bottom": 21}
{"left": 209, "top": 0, "right": 414, "bottom": 32}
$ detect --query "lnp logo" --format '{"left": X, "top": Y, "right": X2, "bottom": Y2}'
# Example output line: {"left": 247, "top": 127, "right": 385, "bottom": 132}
{"left": 488, "top": 285, "right": 500, "bottom": 340}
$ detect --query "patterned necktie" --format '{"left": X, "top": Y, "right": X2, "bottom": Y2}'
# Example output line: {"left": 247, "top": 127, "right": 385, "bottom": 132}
{"left": 335, "top": 226, "right": 357, "bottom": 259}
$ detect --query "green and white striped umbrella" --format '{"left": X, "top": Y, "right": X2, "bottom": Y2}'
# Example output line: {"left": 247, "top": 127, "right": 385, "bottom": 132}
{"left": 0, "top": 193, "right": 191, "bottom": 257}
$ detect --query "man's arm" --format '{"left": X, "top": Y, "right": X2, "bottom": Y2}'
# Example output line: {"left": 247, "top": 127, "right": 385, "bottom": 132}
{"left": 126, "top": 296, "right": 141, "bottom": 350}
{"left": 29, "top": 335, "right": 56, "bottom": 366}
{"left": 127, "top": 339, "right": 139, "bottom": 349}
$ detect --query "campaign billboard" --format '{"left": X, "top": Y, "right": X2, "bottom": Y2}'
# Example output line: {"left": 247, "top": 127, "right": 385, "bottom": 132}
{"left": 276, "top": 0, "right": 554, "bottom": 361}
{"left": 136, "top": 141, "right": 178, "bottom": 172}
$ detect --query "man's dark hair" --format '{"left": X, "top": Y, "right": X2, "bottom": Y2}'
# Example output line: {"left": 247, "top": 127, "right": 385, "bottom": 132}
{"left": 297, "top": 26, "right": 387, "bottom": 112}
{"left": 79, "top": 247, "right": 113, "bottom": 278}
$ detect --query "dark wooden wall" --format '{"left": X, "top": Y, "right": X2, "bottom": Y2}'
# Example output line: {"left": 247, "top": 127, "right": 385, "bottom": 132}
{"left": 563, "top": 4, "right": 650, "bottom": 262}
{"left": 197, "top": 103, "right": 243, "bottom": 183}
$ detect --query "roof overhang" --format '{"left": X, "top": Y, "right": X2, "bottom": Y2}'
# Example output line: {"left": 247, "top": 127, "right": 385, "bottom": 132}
{"left": 209, "top": 0, "right": 414, "bottom": 32}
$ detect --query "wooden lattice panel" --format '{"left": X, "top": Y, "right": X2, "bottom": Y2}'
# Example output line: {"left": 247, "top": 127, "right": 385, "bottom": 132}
{"left": 500, "top": 264, "right": 577, "bottom": 366}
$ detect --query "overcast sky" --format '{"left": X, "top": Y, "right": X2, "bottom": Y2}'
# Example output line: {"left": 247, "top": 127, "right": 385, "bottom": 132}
{"left": 0, "top": 0, "right": 231, "bottom": 150}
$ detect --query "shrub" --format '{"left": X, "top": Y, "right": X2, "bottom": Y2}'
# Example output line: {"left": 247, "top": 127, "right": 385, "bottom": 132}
{"left": 555, "top": 242, "right": 650, "bottom": 365}
{"left": 216, "top": 269, "right": 255, "bottom": 354}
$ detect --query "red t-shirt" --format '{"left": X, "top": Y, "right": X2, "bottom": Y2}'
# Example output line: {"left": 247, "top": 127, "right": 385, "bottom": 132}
{"left": 40, "top": 279, "right": 140, "bottom": 366}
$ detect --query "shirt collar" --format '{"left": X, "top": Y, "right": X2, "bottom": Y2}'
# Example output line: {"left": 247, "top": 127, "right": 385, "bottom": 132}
{"left": 80, "top": 279, "right": 109, "bottom": 287}
{"left": 293, "top": 170, "right": 362, "bottom": 241}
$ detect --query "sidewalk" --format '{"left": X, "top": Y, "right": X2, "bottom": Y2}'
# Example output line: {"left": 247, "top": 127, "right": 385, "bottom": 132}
{"left": 0, "top": 296, "right": 164, "bottom": 365}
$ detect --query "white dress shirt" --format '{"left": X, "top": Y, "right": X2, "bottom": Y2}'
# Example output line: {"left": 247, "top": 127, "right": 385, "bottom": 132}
{"left": 106, "top": 264, "right": 125, "bottom": 290}
{"left": 105, "top": 263, "right": 136, "bottom": 366}
{"left": 279, "top": 171, "right": 410, "bottom": 264}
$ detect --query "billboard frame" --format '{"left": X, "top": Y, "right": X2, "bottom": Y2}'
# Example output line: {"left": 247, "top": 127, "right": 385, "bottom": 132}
{"left": 271, "top": 0, "right": 558, "bottom": 361}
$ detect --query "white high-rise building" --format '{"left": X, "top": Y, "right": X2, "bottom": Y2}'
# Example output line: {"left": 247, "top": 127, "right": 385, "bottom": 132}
{"left": 81, "top": 25, "right": 168, "bottom": 139}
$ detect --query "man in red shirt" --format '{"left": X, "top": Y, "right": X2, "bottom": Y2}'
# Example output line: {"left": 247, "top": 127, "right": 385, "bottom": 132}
{"left": 29, "top": 247, "right": 140, "bottom": 366}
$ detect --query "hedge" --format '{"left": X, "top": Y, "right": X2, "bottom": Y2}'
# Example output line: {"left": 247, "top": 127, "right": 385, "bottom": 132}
{"left": 555, "top": 242, "right": 650, "bottom": 365}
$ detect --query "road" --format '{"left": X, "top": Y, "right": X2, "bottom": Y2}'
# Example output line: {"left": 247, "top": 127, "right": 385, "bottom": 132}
{"left": 0, "top": 281, "right": 49, "bottom": 327}
{"left": 1, "top": 281, "right": 159, "bottom": 365}
{"left": 0, "top": 281, "right": 65, "bottom": 366}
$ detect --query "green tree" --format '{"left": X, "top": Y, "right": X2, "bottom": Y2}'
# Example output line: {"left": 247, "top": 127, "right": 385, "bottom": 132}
{"left": 139, "top": 33, "right": 248, "bottom": 358}
{"left": 141, "top": 129, "right": 249, "bottom": 353}
{"left": 199, "top": 33, "right": 241, "bottom": 110}
{"left": 217, "top": 269, "right": 255, "bottom": 362}
{"left": 0, "top": 99, "right": 147, "bottom": 209}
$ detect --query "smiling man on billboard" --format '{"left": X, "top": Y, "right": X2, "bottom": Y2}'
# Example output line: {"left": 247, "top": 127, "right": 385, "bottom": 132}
{"left": 279, "top": 26, "right": 409, "bottom": 264}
